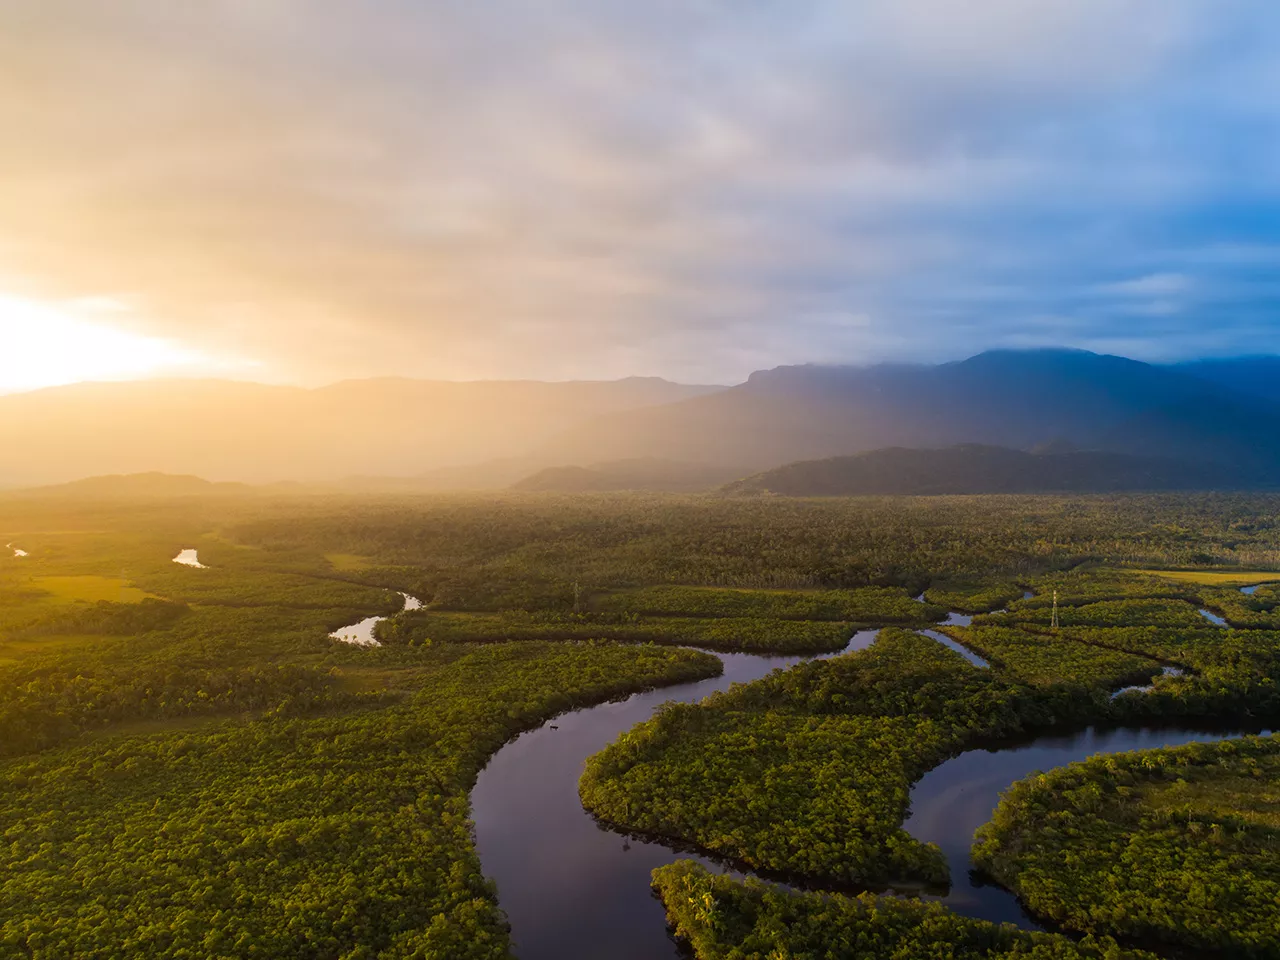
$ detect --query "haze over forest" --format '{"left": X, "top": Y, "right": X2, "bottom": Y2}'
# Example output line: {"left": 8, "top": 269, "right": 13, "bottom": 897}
{"left": 2, "top": 348, "right": 1279, "bottom": 494}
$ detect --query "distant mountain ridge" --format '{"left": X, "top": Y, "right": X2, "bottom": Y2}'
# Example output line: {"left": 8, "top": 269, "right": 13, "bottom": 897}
{"left": 535, "top": 349, "right": 1280, "bottom": 483}
{"left": 4, "top": 350, "right": 1280, "bottom": 490}
{"left": 723, "top": 444, "right": 1243, "bottom": 497}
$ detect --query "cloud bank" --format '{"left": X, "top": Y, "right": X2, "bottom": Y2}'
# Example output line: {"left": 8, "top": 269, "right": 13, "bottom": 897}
{"left": 2, "top": 0, "right": 1279, "bottom": 384}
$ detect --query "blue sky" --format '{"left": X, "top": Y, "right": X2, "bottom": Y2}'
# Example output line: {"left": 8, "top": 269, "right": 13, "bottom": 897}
{"left": 1, "top": 0, "right": 1279, "bottom": 386}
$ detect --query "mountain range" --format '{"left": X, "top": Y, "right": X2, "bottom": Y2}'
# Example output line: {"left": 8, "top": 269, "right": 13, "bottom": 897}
{"left": 536, "top": 350, "right": 1280, "bottom": 479}
{"left": 3, "top": 349, "right": 1279, "bottom": 491}
{"left": 723, "top": 444, "right": 1242, "bottom": 497}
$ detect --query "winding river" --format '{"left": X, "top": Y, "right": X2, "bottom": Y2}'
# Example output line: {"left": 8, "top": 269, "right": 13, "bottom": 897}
{"left": 467, "top": 585, "right": 1277, "bottom": 958}
{"left": 470, "top": 635, "right": 880, "bottom": 960}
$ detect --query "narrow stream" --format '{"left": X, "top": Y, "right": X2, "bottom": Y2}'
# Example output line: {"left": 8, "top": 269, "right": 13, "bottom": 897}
{"left": 469, "top": 591, "right": 1274, "bottom": 958}
{"left": 920, "top": 610, "right": 991, "bottom": 667}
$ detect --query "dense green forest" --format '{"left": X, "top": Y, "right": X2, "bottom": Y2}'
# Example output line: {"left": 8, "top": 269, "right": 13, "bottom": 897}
{"left": 652, "top": 861, "right": 1155, "bottom": 959}
{"left": 0, "top": 640, "right": 718, "bottom": 957}
{"left": 580, "top": 626, "right": 1113, "bottom": 888}
{"left": 973, "top": 735, "right": 1280, "bottom": 957}
{"left": 2, "top": 488, "right": 1280, "bottom": 957}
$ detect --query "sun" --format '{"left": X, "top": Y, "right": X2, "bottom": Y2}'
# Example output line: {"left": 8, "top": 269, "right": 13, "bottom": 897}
{"left": 0, "top": 295, "right": 203, "bottom": 394}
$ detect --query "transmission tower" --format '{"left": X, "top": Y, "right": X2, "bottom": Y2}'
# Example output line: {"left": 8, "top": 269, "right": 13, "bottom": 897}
{"left": 1051, "top": 589, "right": 1060, "bottom": 630}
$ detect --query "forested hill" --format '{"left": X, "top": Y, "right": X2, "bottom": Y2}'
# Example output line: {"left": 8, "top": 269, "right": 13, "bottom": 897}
{"left": 722, "top": 444, "right": 1245, "bottom": 496}
{"left": 536, "top": 350, "right": 1280, "bottom": 481}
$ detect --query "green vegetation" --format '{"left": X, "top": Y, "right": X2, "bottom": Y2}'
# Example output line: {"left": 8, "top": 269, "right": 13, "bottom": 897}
{"left": 1013, "top": 571, "right": 1197, "bottom": 607}
{"left": 0, "top": 642, "right": 719, "bottom": 958}
{"left": 581, "top": 629, "right": 1099, "bottom": 887}
{"left": 591, "top": 584, "right": 945, "bottom": 623}
{"left": 922, "top": 580, "right": 1027, "bottom": 614}
{"left": 944, "top": 625, "right": 1163, "bottom": 688}
{"left": 5, "top": 488, "right": 1280, "bottom": 956}
{"left": 1196, "top": 586, "right": 1280, "bottom": 630}
{"left": 973, "top": 734, "right": 1280, "bottom": 958}
{"left": 651, "top": 861, "right": 1154, "bottom": 960}
{"left": 984, "top": 598, "right": 1212, "bottom": 628}
{"left": 32, "top": 575, "right": 154, "bottom": 603}
{"left": 1132, "top": 568, "right": 1280, "bottom": 587}
{"left": 722, "top": 443, "right": 1235, "bottom": 497}
{"left": 380, "top": 609, "right": 860, "bottom": 654}
{"left": 230, "top": 492, "right": 1280, "bottom": 595}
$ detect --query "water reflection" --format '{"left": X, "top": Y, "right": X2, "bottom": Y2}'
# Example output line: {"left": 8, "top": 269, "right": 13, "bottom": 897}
{"left": 470, "top": 606, "right": 1268, "bottom": 957}
{"left": 172, "top": 548, "right": 207, "bottom": 568}
{"left": 472, "top": 633, "right": 867, "bottom": 960}
{"left": 1110, "top": 664, "right": 1186, "bottom": 699}
{"left": 330, "top": 593, "right": 422, "bottom": 646}
{"left": 906, "top": 724, "right": 1273, "bottom": 927}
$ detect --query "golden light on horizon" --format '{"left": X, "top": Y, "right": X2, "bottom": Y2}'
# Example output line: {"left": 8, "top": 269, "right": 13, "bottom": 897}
{"left": 0, "top": 295, "right": 207, "bottom": 394}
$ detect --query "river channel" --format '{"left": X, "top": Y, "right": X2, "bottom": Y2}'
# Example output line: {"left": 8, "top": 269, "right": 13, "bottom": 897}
{"left": 461, "top": 587, "right": 1274, "bottom": 959}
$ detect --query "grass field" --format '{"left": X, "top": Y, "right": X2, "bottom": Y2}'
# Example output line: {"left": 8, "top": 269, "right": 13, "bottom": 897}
{"left": 1131, "top": 568, "right": 1280, "bottom": 586}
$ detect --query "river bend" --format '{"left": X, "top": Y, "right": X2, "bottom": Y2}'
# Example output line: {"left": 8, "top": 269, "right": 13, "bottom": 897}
{"left": 467, "top": 597, "right": 1273, "bottom": 958}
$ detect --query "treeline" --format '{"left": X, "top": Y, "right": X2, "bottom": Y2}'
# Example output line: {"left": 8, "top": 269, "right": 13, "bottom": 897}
{"left": 7, "top": 598, "right": 190, "bottom": 639}
{"left": 652, "top": 860, "right": 1155, "bottom": 960}
{"left": 590, "top": 584, "right": 946, "bottom": 623}
{"left": 973, "top": 734, "right": 1280, "bottom": 957}
{"left": 921, "top": 580, "right": 1027, "bottom": 614}
{"left": 378, "top": 609, "right": 860, "bottom": 654}
{"left": 984, "top": 598, "right": 1213, "bottom": 629}
{"left": 231, "top": 493, "right": 1280, "bottom": 603}
{"left": 0, "top": 659, "right": 355, "bottom": 758}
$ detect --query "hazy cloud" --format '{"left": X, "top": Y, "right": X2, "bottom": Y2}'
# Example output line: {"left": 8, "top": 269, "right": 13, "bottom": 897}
{"left": 2, "top": 0, "right": 1279, "bottom": 384}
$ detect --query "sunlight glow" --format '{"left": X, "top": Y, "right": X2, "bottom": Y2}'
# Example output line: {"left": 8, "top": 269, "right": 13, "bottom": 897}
{"left": 0, "top": 295, "right": 206, "bottom": 393}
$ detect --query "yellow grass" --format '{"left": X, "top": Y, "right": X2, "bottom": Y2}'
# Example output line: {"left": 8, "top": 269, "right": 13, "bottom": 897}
{"left": 1132, "top": 569, "right": 1280, "bottom": 587}
{"left": 33, "top": 576, "right": 153, "bottom": 603}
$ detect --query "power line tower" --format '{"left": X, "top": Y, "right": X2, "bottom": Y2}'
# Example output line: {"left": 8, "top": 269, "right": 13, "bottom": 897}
{"left": 1051, "top": 589, "right": 1060, "bottom": 630}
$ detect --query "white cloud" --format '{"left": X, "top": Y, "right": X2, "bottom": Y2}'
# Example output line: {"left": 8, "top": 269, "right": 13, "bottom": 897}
{"left": 0, "top": 1, "right": 1276, "bottom": 382}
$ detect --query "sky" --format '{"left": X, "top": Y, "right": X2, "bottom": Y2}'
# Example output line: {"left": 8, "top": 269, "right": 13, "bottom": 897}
{"left": 2, "top": 0, "right": 1280, "bottom": 391}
